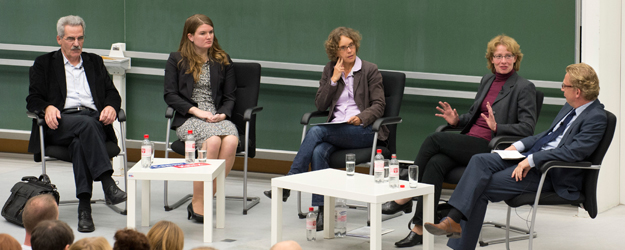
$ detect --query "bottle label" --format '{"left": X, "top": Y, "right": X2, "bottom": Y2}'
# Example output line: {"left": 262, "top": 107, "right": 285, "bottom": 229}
{"left": 374, "top": 160, "right": 384, "bottom": 172}
{"left": 185, "top": 141, "right": 195, "bottom": 152}
{"left": 336, "top": 210, "right": 347, "bottom": 222}
{"left": 306, "top": 219, "right": 316, "bottom": 229}
{"left": 390, "top": 166, "right": 399, "bottom": 177}
{"left": 141, "top": 145, "right": 152, "bottom": 157}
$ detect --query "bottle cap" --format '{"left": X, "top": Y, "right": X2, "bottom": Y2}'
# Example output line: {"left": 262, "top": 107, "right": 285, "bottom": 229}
{"left": 392, "top": 154, "right": 397, "bottom": 158}
{"left": 377, "top": 149, "right": 382, "bottom": 153}
{"left": 188, "top": 130, "right": 192, "bottom": 134}
{"left": 309, "top": 207, "right": 314, "bottom": 212}
{"left": 144, "top": 134, "right": 149, "bottom": 139}
{"left": 400, "top": 184, "right": 405, "bottom": 188}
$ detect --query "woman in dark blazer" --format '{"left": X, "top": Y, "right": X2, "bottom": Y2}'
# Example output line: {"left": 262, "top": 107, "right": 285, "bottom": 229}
{"left": 391, "top": 34, "right": 539, "bottom": 247}
{"left": 164, "top": 14, "right": 238, "bottom": 223}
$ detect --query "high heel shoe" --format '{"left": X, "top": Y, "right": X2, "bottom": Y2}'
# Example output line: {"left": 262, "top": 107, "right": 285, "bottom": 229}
{"left": 263, "top": 189, "right": 291, "bottom": 202}
{"left": 381, "top": 200, "right": 413, "bottom": 215}
{"left": 187, "top": 203, "right": 204, "bottom": 223}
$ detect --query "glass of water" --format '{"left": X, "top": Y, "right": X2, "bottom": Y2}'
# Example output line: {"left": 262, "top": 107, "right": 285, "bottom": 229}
{"left": 383, "top": 159, "right": 390, "bottom": 182}
{"left": 408, "top": 165, "right": 419, "bottom": 188}
{"left": 345, "top": 153, "right": 356, "bottom": 176}
{"left": 198, "top": 149, "right": 207, "bottom": 163}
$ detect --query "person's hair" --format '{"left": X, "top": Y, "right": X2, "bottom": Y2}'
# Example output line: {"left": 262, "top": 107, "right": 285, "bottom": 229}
{"left": 177, "top": 14, "right": 230, "bottom": 82}
{"left": 23, "top": 194, "right": 59, "bottom": 234}
{"left": 485, "top": 34, "right": 523, "bottom": 73}
{"left": 113, "top": 228, "right": 150, "bottom": 250}
{"left": 566, "top": 62, "right": 600, "bottom": 100}
{"left": 0, "top": 234, "right": 21, "bottom": 250}
{"left": 57, "top": 15, "right": 85, "bottom": 37}
{"left": 147, "top": 220, "right": 184, "bottom": 250}
{"left": 324, "top": 27, "right": 362, "bottom": 61}
{"left": 31, "top": 220, "right": 74, "bottom": 250}
{"left": 69, "top": 237, "right": 112, "bottom": 250}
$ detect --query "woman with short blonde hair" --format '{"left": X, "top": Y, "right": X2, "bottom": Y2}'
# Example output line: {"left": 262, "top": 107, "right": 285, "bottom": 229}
{"left": 147, "top": 220, "right": 184, "bottom": 250}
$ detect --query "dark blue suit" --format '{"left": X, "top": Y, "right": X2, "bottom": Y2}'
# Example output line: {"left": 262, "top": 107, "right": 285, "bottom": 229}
{"left": 446, "top": 100, "right": 607, "bottom": 250}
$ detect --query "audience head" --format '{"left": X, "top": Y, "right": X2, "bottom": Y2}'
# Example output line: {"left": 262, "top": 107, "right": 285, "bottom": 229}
{"left": 23, "top": 194, "right": 59, "bottom": 235}
{"left": 485, "top": 34, "right": 523, "bottom": 74}
{"left": 270, "top": 240, "right": 302, "bottom": 250}
{"left": 565, "top": 62, "right": 600, "bottom": 101}
{"left": 69, "top": 237, "right": 112, "bottom": 250}
{"left": 30, "top": 220, "right": 74, "bottom": 250}
{"left": 147, "top": 220, "right": 184, "bottom": 250}
{"left": 190, "top": 247, "right": 217, "bottom": 250}
{"left": 177, "top": 14, "right": 229, "bottom": 82}
{"left": 0, "top": 234, "right": 21, "bottom": 250}
{"left": 113, "top": 228, "right": 150, "bottom": 250}
{"left": 324, "top": 27, "right": 362, "bottom": 61}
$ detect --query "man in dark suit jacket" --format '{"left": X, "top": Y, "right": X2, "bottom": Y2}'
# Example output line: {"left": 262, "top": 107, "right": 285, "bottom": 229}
{"left": 423, "top": 63, "right": 608, "bottom": 250}
{"left": 26, "top": 15, "right": 126, "bottom": 233}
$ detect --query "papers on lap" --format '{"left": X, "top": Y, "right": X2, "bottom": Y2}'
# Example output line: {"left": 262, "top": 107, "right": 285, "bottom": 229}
{"left": 310, "top": 121, "right": 348, "bottom": 126}
{"left": 493, "top": 150, "right": 526, "bottom": 160}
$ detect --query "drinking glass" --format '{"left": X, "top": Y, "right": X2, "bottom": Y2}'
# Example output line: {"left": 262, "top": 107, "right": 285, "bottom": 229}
{"left": 345, "top": 153, "right": 356, "bottom": 176}
{"left": 383, "top": 159, "right": 390, "bottom": 182}
{"left": 198, "top": 149, "right": 207, "bottom": 163}
{"left": 408, "top": 165, "right": 419, "bottom": 188}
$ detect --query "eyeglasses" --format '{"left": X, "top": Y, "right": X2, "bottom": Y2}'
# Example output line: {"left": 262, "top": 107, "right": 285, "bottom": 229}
{"left": 339, "top": 43, "right": 355, "bottom": 51}
{"left": 561, "top": 83, "right": 575, "bottom": 89}
{"left": 63, "top": 36, "right": 84, "bottom": 43}
{"left": 493, "top": 54, "right": 515, "bottom": 60}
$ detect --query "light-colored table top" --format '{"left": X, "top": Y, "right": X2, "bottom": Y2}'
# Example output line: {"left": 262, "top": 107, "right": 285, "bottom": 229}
{"left": 128, "top": 158, "right": 224, "bottom": 181}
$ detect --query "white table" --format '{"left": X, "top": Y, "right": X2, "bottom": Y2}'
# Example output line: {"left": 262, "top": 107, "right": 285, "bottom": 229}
{"left": 126, "top": 158, "right": 226, "bottom": 242}
{"left": 270, "top": 169, "right": 435, "bottom": 250}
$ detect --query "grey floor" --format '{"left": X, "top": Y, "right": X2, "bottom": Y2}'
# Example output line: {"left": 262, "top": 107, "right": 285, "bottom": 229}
{"left": 0, "top": 152, "right": 623, "bottom": 250}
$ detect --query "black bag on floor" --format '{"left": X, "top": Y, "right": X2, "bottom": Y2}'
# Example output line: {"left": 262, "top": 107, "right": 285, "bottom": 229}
{"left": 1, "top": 174, "right": 60, "bottom": 226}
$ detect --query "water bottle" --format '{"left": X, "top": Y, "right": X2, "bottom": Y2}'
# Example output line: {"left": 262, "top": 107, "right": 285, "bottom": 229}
{"left": 306, "top": 207, "right": 316, "bottom": 241}
{"left": 185, "top": 130, "right": 195, "bottom": 163}
{"left": 389, "top": 154, "right": 400, "bottom": 188}
{"left": 141, "top": 134, "right": 154, "bottom": 168}
{"left": 334, "top": 199, "right": 347, "bottom": 237}
{"left": 374, "top": 149, "right": 384, "bottom": 183}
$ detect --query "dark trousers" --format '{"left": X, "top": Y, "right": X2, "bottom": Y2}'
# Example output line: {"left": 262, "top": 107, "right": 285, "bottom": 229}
{"left": 446, "top": 153, "right": 553, "bottom": 250}
{"left": 45, "top": 109, "right": 113, "bottom": 197}
{"left": 411, "top": 132, "right": 490, "bottom": 225}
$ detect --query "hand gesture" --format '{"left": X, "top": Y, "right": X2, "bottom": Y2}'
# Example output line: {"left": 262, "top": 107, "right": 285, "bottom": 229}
{"left": 511, "top": 159, "right": 531, "bottom": 181}
{"left": 347, "top": 116, "right": 361, "bottom": 126}
{"left": 99, "top": 106, "right": 117, "bottom": 126}
{"left": 480, "top": 102, "right": 497, "bottom": 132}
{"left": 44, "top": 105, "right": 61, "bottom": 130}
{"left": 331, "top": 58, "right": 344, "bottom": 83}
{"left": 435, "top": 101, "right": 459, "bottom": 126}
{"left": 208, "top": 113, "right": 226, "bottom": 123}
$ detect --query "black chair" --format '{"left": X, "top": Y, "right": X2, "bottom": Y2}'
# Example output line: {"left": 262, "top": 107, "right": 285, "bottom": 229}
{"left": 295, "top": 71, "right": 406, "bottom": 218}
{"left": 27, "top": 109, "right": 128, "bottom": 215}
{"left": 493, "top": 109, "right": 616, "bottom": 250}
{"left": 163, "top": 62, "right": 263, "bottom": 214}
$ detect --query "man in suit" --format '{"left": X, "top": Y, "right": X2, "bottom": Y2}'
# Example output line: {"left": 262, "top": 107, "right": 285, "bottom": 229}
{"left": 423, "top": 63, "right": 608, "bottom": 250}
{"left": 26, "top": 15, "right": 126, "bottom": 233}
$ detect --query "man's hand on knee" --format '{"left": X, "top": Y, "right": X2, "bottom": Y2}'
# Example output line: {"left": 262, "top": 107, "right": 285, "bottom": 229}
{"left": 44, "top": 105, "right": 61, "bottom": 129}
{"left": 99, "top": 106, "right": 117, "bottom": 125}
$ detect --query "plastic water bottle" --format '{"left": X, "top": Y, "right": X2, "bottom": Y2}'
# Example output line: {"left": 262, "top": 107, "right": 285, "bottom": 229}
{"left": 389, "top": 154, "right": 400, "bottom": 188}
{"left": 185, "top": 130, "right": 195, "bottom": 163}
{"left": 334, "top": 199, "right": 347, "bottom": 237}
{"left": 306, "top": 207, "right": 316, "bottom": 241}
{"left": 374, "top": 149, "right": 384, "bottom": 183}
{"left": 141, "top": 134, "right": 154, "bottom": 168}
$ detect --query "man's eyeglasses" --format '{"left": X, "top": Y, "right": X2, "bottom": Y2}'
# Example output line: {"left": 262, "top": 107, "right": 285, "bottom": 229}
{"left": 493, "top": 54, "right": 515, "bottom": 60}
{"left": 561, "top": 83, "right": 575, "bottom": 89}
{"left": 63, "top": 36, "right": 84, "bottom": 43}
{"left": 339, "top": 43, "right": 355, "bottom": 51}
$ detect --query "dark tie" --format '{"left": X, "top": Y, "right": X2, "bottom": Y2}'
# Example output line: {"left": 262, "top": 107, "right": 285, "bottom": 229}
{"left": 523, "top": 109, "right": 576, "bottom": 156}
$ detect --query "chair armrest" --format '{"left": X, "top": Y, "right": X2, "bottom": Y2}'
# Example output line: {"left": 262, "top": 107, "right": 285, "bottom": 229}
{"left": 488, "top": 136, "right": 524, "bottom": 150}
{"left": 27, "top": 111, "right": 46, "bottom": 126}
{"left": 165, "top": 106, "right": 175, "bottom": 119}
{"left": 539, "top": 161, "right": 595, "bottom": 173}
{"left": 435, "top": 124, "right": 462, "bottom": 132}
{"left": 243, "top": 106, "right": 263, "bottom": 121}
{"left": 117, "top": 109, "right": 126, "bottom": 122}
{"left": 372, "top": 116, "right": 402, "bottom": 132}
{"left": 300, "top": 111, "right": 329, "bottom": 125}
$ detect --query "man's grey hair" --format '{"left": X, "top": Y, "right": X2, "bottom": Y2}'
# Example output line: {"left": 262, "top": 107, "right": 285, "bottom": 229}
{"left": 56, "top": 15, "right": 85, "bottom": 37}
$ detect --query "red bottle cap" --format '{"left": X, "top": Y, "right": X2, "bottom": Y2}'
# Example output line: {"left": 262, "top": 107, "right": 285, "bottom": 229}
{"left": 309, "top": 207, "right": 314, "bottom": 212}
{"left": 188, "top": 130, "right": 192, "bottom": 134}
{"left": 400, "top": 185, "right": 405, "bottom": 188}
{"left": 144, "top": 134, "right": 149, "bottom": 139}
{"left": 377, "top": 149, "right": 382, "bottom": 153}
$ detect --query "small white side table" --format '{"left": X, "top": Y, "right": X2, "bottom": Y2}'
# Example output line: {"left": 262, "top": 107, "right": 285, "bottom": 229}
{"left": 126, "top": 158, "right": 225, "bottom": 242}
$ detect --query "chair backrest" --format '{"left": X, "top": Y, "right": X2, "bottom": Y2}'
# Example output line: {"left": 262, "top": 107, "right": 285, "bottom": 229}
{"left": 583, "top": 110, "right": 617, "bottom": 218}
{"left": 379, "top": 71, "right": 406, "bottom": 154}
{"left": 231, "top": 62, "right": 261, "bottom": 157}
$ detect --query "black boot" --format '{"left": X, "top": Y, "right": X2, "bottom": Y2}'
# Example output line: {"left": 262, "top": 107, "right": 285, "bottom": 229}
{"left": 316, "top": 206, "right": 324, "bottom": 231}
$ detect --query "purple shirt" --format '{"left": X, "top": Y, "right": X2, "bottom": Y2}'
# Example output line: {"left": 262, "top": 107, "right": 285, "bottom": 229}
{"left": 331, "top": 56, "right": 362, "bottom": 122}
{"left": 466, "top": 70, "right": 514, "bottom": 141}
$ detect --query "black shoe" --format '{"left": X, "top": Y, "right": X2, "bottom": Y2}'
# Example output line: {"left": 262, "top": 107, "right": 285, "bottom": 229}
{"left": 316, "top": 207, "right": 324, "bottom": 231}
{"left": 263, "top": 189, "right": 291, "bottom": 202}
{"left": 104, "top": 185, "right": 127, "bottom": 205}
{"left": 187, "top": 203, "right": 204, "bottom": 223}
{"left": 77, "top": 210, "right": 95, "bottom": 233}
{"left": 382, "top": 200, "right": 413, "bottom": 215}
{"left": 395, "top": 231, "right": 423, "bottom": 247}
